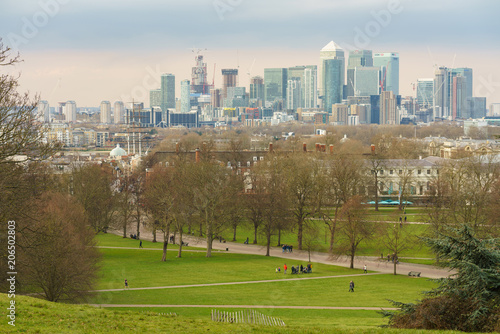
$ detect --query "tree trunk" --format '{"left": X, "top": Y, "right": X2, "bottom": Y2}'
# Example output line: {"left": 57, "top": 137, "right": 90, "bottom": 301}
{"left": 277, "top": 228, "right": 281, "bottom": 247}
{"left": 162, "top": 230, "right": 168, "bottom": 262}
{"left": 177, "top": 229, "right": 183, "bottom": 258}
{"left": 329, "top": 225, "right": 335, "bottom": 254}
{"left": 199, "top": 222, "right": 203, "bottom": 237}
{"left": 232, "top": 225, "right": 237, "bottom": 241}
{"left": 350, "top": 244, "right": 355, "bottom": 269}
{"left": 266, "top": 231, "right": 271, "bottom": 256}
{"left": 136, "top": 209, "right": 141, "bottom": 239}
{"left": 253, "top": 223, "right": 258, "bottom": 244}
{"left": 297, "top": 217, "right": 303, "bottom": 250}
{"left": 205, "top": 211, "right": 212, "bottom": 258}
{"left": 374, "top": 172, "right": 379, "bottom": 211}
{"left": 152, "top": 228, "right": 156, "bottom": 242}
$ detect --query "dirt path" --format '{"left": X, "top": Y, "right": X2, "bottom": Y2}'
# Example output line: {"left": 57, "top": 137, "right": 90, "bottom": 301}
{"left": 91, "top": 273, "right": 384, "bottom": 292}
{"left": 90, "top": 304, "right": 398, "bottom": 311}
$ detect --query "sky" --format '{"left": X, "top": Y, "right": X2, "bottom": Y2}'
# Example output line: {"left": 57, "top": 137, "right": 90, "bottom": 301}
{"left": 1, "top": 0, "right": 499, "bottom": 108}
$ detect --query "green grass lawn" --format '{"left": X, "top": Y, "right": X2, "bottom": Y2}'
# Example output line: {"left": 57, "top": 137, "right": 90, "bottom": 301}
{"left": 95, "top": 233, "right": 204, "bottom": 250}
{"left": 1, "top": 294, "right": 466, "bottom": 334}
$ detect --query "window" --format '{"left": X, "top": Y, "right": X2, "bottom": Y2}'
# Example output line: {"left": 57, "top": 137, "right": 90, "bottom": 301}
{"left": 380, "top": 170, "right": 384, "bottom": 175}
{"left": 418, "top": 169, "right": 421, "bottom": 175}
{"left": 399, "top": 170, "right": 402, "bottom": 175}
{"left": 390, "top": 170, "right": 393, "bottom": 175}
{"left": 427, "top": 169, "right": 431, "bottom": 175}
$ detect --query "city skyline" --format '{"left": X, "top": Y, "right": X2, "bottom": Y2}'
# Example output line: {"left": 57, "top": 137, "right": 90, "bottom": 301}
{"left": 1, "top": 0, "right": 499, "bottom": 107}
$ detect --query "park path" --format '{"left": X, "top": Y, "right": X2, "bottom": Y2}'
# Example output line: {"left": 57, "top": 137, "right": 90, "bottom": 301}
{"left": 111, "top": 226, "right": 454, "bottom": 279}
{"left": 91, "top": 272, "right": 384, "bottom": 292}
{"left": 90, "top": 304, "right": 398, "bottom": 311}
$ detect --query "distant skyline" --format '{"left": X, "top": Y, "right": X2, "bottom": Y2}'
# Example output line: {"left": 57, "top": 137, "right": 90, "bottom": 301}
{"left": 1, "top": 0, "right": 499, "bottom": 107}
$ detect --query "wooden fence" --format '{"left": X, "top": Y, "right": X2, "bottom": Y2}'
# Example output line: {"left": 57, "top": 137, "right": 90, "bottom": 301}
{"left": 211, "top": 309, "right": 285, "bottom": 326}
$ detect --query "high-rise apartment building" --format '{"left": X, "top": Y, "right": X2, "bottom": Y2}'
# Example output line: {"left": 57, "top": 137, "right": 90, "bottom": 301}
{"left": 181, "top": 80, "right": 191, "bottom": 113}
{"left": 452, "top": 75, "right": 468, "bottom": 119}
{"left": 319, "top": 41, "right": 345, "bottom": 107}
{"left": 114, "top": 101, "right": 125, "bottom": 124}
{"left": 374, "top": 53, "right": 399, "bottom": 96}
{"left": 100, "top": 101, "right": 111, "bottom": 124}
{"left": 64, "top": 101, "right": 77, "bottom": 123}
{"left": 264, "top": 68, "right": 287, "bottom": 104}
{"left": 250, "top": 76, "right": 264, "bottom": 101}
{"left": 303, "top": 65, "right": 317, "bottom": 109}
{"left": 38, "top": 100, "right": 50, "bottom": 123}
{"left": 380, "top": 91, "right": 398, "bottom": 124}
{"left": 286, "top": 78, "right": 302, "bottom": 110}
{"left": 160, "top": 74, "right": 175, "bottom": 111}
{"left": 150, "top": 89, "right": 161, "bottom": 108}
{"left": 222, "top": 69, "right": 238, "bottom": 99}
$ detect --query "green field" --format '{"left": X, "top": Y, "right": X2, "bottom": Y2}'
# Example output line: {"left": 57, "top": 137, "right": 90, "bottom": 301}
{"left": 11, "top": 230, "right": 449, "bottom": 333}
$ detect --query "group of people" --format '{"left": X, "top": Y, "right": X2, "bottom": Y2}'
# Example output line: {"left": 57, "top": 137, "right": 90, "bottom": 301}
{"left": 276, "top": 263, "right": 312, "bottom": 274}
{"left": 281, "top": 244, "right": 293, "bottom": 253}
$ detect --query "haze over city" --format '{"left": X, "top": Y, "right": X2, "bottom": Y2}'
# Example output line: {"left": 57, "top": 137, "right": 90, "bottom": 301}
{"left": 1, "top": 0, "right": 499, "bottom": 107}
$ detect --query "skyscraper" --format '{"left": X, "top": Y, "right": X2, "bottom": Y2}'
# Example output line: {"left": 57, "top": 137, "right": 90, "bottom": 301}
{"left": 181, "top": 80, "right": 191, "bottom": 113}
{"left": 222, "top": 69, "right": 238, "bottom": 100}
{"left": 250, "top": 76, "right": 264, "bottom": 101}
{"left": 319, "top": 41, "right": 345, "bottom": 107}
{"left": 323, "top": 59, "right": 343, "bottom": 113}
{"left": 303, "top": 65, "right": 317, "bottom": 109}
{"left": 434, "top": 67, "right": 450, "bottom": 119}
{"left": 452, "top": 75, "right": 468, "bottom": 119}
{"left": 449, "top": 68, "right": 473, "bottom": 118}
{"left": 114, "top": 101, "right": 125, "bottom": 124}
{"left": 346, "top": 50, "right": 373, "bottom": 98}
{"left": 100, "top": 101, "right": 111, "bottom": 124}
{"left": 150, "top": 89, "right": 161, "bottom": 108}
{"left": 286, "top": 78, "right": 302, "bottom": 110}
{"left": 354, "top": 67, "right": 380, "bottom": 97}
{"left": 37, "top": 100, "right": 50, "bottom": 123}
{"left": 380, "top": 91, "right": 398, "bottom": 124}
{"left": 373, "top": 53, "right": 399, "bottom": 96}
{"left": 160, "top": 74, "right": 175, "bottom": 111}
{"left": 416, "top": 79, "right": 434, "bottom": 109}
{"left": 64, "top": 101, "right": 77, "bottom": 123}
{"left": 264, "top": 68, "right": 287, "bottom": 104}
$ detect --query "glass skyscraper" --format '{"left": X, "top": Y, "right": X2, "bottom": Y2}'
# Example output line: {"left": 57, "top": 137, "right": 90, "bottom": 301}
{"left": 161, "top": 74, "right": 175, "bottom": 111}
{"left": 416, "top": 79, "right": 434, "bottom": 109}
{"left": 319, "top": 41, "right": 344, "bottom": 107}
{"left": 323, "top": 59, "right": 343, "bottom": 113}
{"left": 264, "top": 68, "right": 287, "bottom": 104}
{"left": 373, "top": 53, "right": 399, "bottom": 96}
{"left": 354, "top": 67, "right": 380, "bottom": 97}
{"left": 346, "top": 50, "right": 373, "bottom": 98}
{"left": 180, "top": 80, "right": 191, "bottom": 113}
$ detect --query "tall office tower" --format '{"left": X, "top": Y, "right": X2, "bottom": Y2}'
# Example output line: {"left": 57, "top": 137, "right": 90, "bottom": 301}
{"left": 417, "top": 79, "right": 434, "bottom": 109}
{"left": 191, "top": 55, "right": 208, "bottom": 94}
{"left": 303, "top": 65, "right": 317, "bottom": 109}
{"left": 160, "top": 74, "right": 175, "bottom": 111}
{"left": 64, "top": 101, "right": 77, "bottom": 123}
{"left": 469, "top": 97, "right": 486, "bottom": 118}
{"left": 210, "top": 88, "right": 221, "bottom": 108}
{"left": 319, "top": 41, "right": 345, "bottom": 106}
{"left": 346, "top": 50, "right": 373, "bottom": 98}
{"left": 37, "top": 100, "right": 50, "bottom": 123}
{"left": 222, "top": 69, "right": 238, "bottom": 99}
{"left": 264, "top": 68, "right": 287, "bottom": 104}
{"left": 286, "top": 78, "right": 302, "bottom": 110}
{"left": 354, "top": 67, "right": 380, "bottom": 97}
{"left": 250, "top": 76, "right": 264, "bottom": 100}
{"left": 434, "top": 67, "right": 450, "bottom": 119}
{"left": 287, "top": 65, "right": 305, "bottom": 107}
{"left": 323, "top": 59, "right": 343, "bottom": 113}
{"left": 449, "top": 68, "right": 473, "bottom": 117}
{"left": 452, "top": 75, "right": 468, "bottom": 119}
{"left": 100, "top": 101, "right": 111, "bottom": 124}
{"left": 114, "top": 101, "right": 125, "bottom": 124}
{"left": 373, "top": 52, "right": 399, "bottom": 96}
{"left": 380, "top": 91, "right": 398, "bottom": 124}
{"left": 150, "top": 89, "right": 161, "bottom": 108}
{"left": 181, "top": 80, "right": 191, "bottom": 113}
{"left": 225, "top": 87, "right": 247, "bottom": 108}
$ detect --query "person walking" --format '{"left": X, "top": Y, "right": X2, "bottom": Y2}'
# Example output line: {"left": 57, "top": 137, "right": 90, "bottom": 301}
{"left": 124, "top": 279, "right": 129, "bottom": 289}
{"left": 284, "top": 263, "right": 287, "bottom": 274}
{"left": 363, "top": 264, "right": 367, "bottom": 273}
{"left": 349, "top": 280, "right": 355, "bottom": 292}
{"left": 139, "top": 240, "right": 143, "bottom": 248}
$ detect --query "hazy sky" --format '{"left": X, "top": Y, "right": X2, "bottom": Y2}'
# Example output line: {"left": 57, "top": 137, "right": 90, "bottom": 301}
{"left": 1, "top": 0, "right": 499, "bottom": 108}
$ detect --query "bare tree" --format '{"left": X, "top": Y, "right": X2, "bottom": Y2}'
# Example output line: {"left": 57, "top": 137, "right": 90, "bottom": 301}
{"left": 381, "top": 222, "right": 417, "bottom": 274}
{"left": 18, "top": 192, "right": 100, "bottom": 302}
{"left": 336, "top": 196, "right": 374, "bottom": 269}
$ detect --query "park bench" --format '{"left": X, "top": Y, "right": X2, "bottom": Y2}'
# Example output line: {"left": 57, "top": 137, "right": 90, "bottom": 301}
{"left": 408, "top": 271, "right": 421, "bottom": 277}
